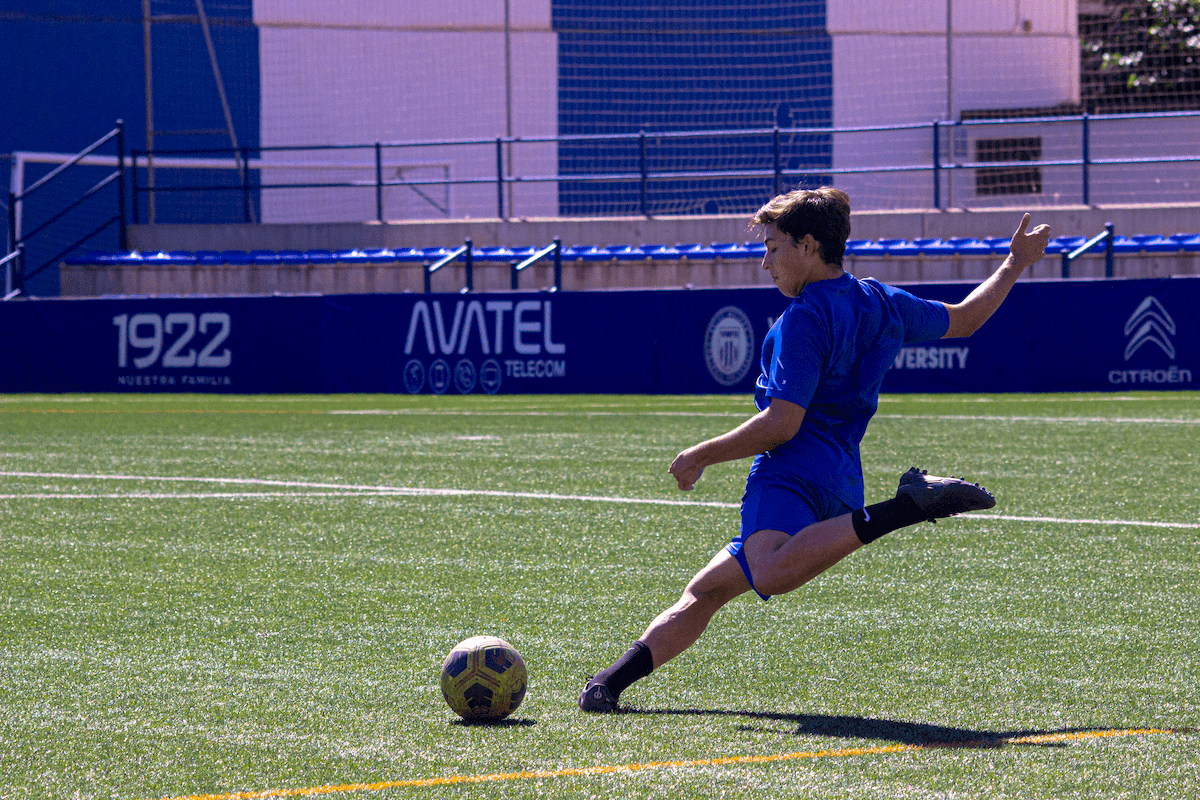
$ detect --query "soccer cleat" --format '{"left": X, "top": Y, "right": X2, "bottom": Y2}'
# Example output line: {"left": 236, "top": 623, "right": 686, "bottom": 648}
{"left": 578, "top": 677, "right": 619, "bottom": 713}
{"left": 896, "top": 467, "right": 996, "bottom": 522}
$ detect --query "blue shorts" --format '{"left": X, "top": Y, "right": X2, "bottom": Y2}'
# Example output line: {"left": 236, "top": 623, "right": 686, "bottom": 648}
{"left": 728, "top": 456, "right": 852, "bottom": 601}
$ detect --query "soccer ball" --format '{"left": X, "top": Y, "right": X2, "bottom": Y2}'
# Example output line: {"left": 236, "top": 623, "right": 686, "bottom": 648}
{"left": 439, "top": 635, "right": 527, "bottom": 721}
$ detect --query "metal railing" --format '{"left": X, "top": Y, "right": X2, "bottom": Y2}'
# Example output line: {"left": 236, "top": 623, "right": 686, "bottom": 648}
{"left": 512, "top": 239, "right": 561, "bottom": 291}
{"left": 2, "top": 247, "right": 23, "bottom": 300}
{"left": 125, "top": 109, "right": 1200, "bottom": 222}
{"left": 424, "top": 240, "right": 473, "bottom": 294}
{"left": 9, "top": 111, "right": 1199, "bottom": 297}
{"left": 1062, "top": 222, "right": 1115, "bottom": 279}
{"left": 6, "top": 122, "right": 127, "bottom": 298}
{"left": 421, "top": 238, "right": 564, "bottom": 293}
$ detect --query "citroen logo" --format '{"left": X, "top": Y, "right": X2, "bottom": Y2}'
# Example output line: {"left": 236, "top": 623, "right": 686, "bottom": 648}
{"left": 1123, "top": 296, "right": 1175, "bottom": 361}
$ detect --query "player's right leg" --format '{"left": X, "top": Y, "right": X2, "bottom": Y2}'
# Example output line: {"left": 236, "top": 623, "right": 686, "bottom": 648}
{"left": 745, "top": 520, "right": 862, "bottom": 598}
{"left": 851, "top": 467, "right": 995, "bottom": 542}
{"left": 751, "top": 467, "right": 997, "bottom": 596}
{"left": 746, "top": 467, "right": 995, "bottom": 597}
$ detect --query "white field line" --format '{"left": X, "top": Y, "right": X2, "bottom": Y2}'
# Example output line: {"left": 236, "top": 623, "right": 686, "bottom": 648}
{"left": 0, "top": 471, "right": 736, "bottom": 509}
{"left": 326, "top": 409, "right": 745, "bottom": 417}
{"left": 326, "top": 409, "right": 1200, "bottom": 424}
{"left": 874, "top": 413, "right": 1200, "bottom": 425}
{"left": 961, "top": 513, "right": 1199, "bottom": 530}
{"left": 0, "top": 492, "right": 417, "bottom": 500}
{"left": 1, "top": 470, "right": 1197, "bottom": 529}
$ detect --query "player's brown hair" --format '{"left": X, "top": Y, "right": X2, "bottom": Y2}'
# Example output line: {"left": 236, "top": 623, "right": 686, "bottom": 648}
{"left": 751, "top": 187, "right": 852, "bottom": 267}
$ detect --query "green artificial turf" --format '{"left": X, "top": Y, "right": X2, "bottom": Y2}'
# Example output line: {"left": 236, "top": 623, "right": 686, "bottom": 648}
{"left": 0, "top": 392, "right": 1196, "bottom": 799}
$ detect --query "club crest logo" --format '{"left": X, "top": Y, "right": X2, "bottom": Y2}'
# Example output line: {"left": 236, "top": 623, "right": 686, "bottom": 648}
{"left": 704, "top": 306, "right": 755, "bottom": 386}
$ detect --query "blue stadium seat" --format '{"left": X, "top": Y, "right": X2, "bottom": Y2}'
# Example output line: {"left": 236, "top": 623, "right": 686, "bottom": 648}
{"left": 219, "top": 250, "right": 253, "bottom": 265}
{"left": 68, "top": 231, "right": 1200, "bottom": 282}
{"left": 1134, "top": 236, "right": 1183, "bottom": 253}
{"left": 953, "top": 239, "right": 992, "bottom": 256}
{"left": 1049, "top": 236, "right": 1085, "bottom": 254}
{"left": 606, "top": 245, "right": 647, "bottom": 260}
{"left": 477, "top": 246, "right": 514, "bottom": 261}
{"left": 568, "top": 245, "right": 611, "bottom": 261}
{"left": 711, "top": 242, "right": 750, "bottom": 257}
{"left": 844, "top": 239, "right": 877, "bottom": 254}
{"left": 356, "top": 248, "right": 394, "bottom": 262}
{"left": 389, "top": 248, "right": 424, "bottom": 261}
{"left": 647, "top": 245, "right": 681, "bottom": 259}
{"left": 275, "top": 250, "right": 307, "bottom": 265}
{"left": 882, "top": 240, "right": 919, "bottom": 255}
{"left": 1111, "top": 236, "right": 1143, "bottom": 253}
{"left": 303, "top": 249, "right": 336, "bottom": 263}
{"left": 916, "top": 239, "right": 956, "bottom": 255}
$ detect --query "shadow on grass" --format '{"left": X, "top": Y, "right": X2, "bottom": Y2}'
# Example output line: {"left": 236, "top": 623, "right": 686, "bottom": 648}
{"left": 450, "top": 717, "right": 537, "bottom": 728}
{"left": 618, "top": 708, "right": 1164, "bottom": 749}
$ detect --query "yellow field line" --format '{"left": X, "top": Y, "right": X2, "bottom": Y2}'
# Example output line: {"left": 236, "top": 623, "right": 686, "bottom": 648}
{"left": 147, "top": 727, "right": 1179, "bottom": 800}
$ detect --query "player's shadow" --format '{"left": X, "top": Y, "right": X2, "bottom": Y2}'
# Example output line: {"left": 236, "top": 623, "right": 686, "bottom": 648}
{"left": 622, "top": 708, "right": 1122, "bottom": 748}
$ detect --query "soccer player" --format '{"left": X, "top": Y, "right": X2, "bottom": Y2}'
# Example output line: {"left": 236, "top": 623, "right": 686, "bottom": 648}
{"left": 579, "top": 187, "right": 1051, "bottom": 713}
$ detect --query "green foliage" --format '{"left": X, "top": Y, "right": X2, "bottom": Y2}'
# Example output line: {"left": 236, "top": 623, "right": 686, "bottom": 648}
{"left": 0, "top": 393, "right": 1196, "bottom": 799}
{"left": 1082, "top": 0, "right": 1200, "bottom": 111}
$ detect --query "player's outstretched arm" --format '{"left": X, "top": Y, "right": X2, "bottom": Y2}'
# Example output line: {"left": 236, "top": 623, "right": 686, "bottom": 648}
{"left": 943, "top": 213, "right": 1051, "bottom": 339}
{"left": 668, "top": 398, "right": 805, "bottom": 490}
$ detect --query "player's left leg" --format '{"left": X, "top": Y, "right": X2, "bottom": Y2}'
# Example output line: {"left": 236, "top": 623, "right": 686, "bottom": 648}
{"left": 579, "top": 547, "right": 749, "bottom": 713}
{"left": 638, "top": 547, "right": 752, "bottom": 667}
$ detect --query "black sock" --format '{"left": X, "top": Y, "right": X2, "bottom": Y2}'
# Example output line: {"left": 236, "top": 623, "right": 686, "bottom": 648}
{"left": 852, "top": 494, "right": 927, "bottom": 544}
{"left": 595, "top": 641, "right": 654, "bottom": 698}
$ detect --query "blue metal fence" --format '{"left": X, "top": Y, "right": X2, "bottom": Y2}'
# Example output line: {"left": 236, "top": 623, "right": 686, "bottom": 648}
{"left": 128, "top": 110, "right": 1200, "bottom": 224}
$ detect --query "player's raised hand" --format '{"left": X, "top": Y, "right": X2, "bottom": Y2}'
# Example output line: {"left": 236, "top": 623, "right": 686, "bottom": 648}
{"left": 1009, "top": 212, "right": 1052, "bottom": 270}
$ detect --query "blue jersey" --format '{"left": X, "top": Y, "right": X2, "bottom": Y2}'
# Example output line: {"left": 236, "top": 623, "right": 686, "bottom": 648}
{"left": 753, "top": 273, "right": 949, "bottom": 508}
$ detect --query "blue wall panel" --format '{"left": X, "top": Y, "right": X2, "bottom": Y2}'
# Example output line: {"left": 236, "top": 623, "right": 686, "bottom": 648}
{"left": 879, "top": 279, "right": 1196, "bottom": 393}
{"left": 552, "top": 0, "right": 833, "bottom": 216}
{"left": 1, "top": 296, "right": 322, "bottom": 394}
{"left": 2, "top": 2, "right": 260, "bottom": 295}
{"left": 2, "top": 279, "right": 1196, "bottom": 395}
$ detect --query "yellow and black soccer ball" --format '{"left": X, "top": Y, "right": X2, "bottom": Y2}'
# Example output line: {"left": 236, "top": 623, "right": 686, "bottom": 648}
{"left": 439, "top": 635, "right": 527, "bottom": 721}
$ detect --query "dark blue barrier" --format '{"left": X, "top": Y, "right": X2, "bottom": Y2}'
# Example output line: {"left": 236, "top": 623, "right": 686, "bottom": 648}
{"left": 1, "top": 277, "right": 1195, "bottom": 394}
{"left": 0, "top": 296, "right": 324, "bottom": 394}
{"left": 882, "top": 278, "right": 1196, "bottom": 392}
